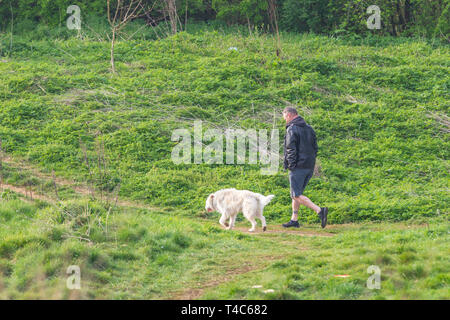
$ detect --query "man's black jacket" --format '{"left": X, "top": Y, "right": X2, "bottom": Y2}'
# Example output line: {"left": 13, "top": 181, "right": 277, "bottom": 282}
{"left": 283, "top": 116, "right": 318, "bottom": 170}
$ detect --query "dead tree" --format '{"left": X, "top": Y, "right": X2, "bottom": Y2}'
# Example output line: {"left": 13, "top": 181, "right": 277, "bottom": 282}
{"left": 164, "top": 0, "right": 178, "bottom": 34}
{"left": 267, "top": 0, "right": 281, "bottom": 57}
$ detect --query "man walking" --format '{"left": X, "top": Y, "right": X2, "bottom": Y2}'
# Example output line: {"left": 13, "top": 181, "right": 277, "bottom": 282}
{"left": 282, "top": 107, "right": 328, "bottom": 228}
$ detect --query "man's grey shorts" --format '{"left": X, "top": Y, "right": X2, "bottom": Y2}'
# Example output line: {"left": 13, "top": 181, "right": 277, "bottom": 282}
{"left": 288, "top": 168, "right": 314, "bottom": 198}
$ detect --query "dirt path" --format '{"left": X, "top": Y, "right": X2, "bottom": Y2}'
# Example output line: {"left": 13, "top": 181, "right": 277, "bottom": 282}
{"left": 1, "top": 152, "right": 160, "bottom": 210}
{"left": 231, "top": 226, "right": 335, "bottom": 237}
{"left": 1, "top": 176, "right": 156, "bottom": 210}
{"left": 1, "top": 152, "right": 333, "bottom": 300}
{"left": 1, "top": 183, "right": 55, "bottom": 203}
{"left": 169, "top": 235, "right": 315, "bottom": 300}
{"left": 169, "top": 254, "right": 289, "bottom": 300}
{"left": 2, "top": 152, "right": 93, "bottom": 197}
{"left": 168, "top": 225, "right": 334, "bottom": 299}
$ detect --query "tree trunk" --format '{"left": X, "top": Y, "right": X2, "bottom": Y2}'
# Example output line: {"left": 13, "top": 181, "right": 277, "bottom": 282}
{"left": 167, "top": 0, "right": 177, "bottom": 34}
{"left": 185, "top": 0, "right": 188, "bottom": 31}
{"left": 267, "top": 0, "right": 281, "bottom": 56}
{"left": 404, "top": 0, "right": 412, "bottom": 24}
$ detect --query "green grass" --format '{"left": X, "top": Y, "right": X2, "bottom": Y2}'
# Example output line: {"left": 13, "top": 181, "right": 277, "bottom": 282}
{"left": 0, "top": 197, "right": 448, "bottom": 299}
{"left": 0, "top": 28, "right": 448, "bottom": 224}
{"left": 201, "top": 218, "right": 450, "bottom": 299}
{"left": 0, "top": 24, "right": 449, "bottom": 299}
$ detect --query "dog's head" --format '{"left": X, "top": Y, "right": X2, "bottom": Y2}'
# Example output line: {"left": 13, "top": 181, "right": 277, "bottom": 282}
{"left": 205, "top": 193, "right": 215, "bottom": 213}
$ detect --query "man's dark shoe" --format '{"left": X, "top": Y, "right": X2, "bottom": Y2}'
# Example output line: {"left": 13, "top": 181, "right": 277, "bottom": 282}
{"left": 282, "top": 220, "right": 300, "bottom": 228}
{"left": 318, "top": 207, "right": 328, "bottom": 228}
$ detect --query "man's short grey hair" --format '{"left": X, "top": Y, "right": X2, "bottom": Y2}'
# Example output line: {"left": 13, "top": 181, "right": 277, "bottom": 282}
{"left": 282, "top": 107, "right": 298, "bottom": 115}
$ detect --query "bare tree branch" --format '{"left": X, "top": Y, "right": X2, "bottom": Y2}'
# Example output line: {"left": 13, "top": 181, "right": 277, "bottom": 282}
{"left": 107, "top": 0, "right": 159, "bottom": 73}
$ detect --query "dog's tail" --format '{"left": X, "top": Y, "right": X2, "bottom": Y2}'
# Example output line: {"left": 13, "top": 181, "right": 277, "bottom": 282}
{"left": 260, "top": 194, "right": 275, "bottom": 207}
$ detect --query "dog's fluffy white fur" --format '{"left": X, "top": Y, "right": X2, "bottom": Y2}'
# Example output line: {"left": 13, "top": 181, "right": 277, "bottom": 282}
{"left": 205, "top": 188, "right": 275, "bottom": 232}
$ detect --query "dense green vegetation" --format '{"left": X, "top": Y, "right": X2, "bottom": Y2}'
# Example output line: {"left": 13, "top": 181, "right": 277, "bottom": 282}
{"left": 0, "top": 196, "right": 448, "bottom": 299}
{"left": 0, "top": 17, "right": 448, "bottom": 299}
{"left": 0, "top": 28, "right": 448, "bottom": 224}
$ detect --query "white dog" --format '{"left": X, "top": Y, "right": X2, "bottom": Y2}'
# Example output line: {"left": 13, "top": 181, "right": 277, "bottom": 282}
{"left": 205, "top": 188, "right": 275, "bottom": 232}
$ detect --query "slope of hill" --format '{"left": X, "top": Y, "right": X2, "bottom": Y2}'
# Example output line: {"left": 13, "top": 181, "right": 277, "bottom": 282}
{"left": 0, "top": 28, "right": 448, "bottom": 299}
{"left": 1, "top": 30, "right": 448, "bottom": 224}
{"left": 0, "top": 191, "right": 448, "bottom": 299}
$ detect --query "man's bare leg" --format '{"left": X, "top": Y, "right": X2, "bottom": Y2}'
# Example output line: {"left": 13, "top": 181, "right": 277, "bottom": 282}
{"left": 291, "top": 198, "right": 300, "bottom": 221}
{"left": 293, "top": 195, "right": 321, "bottom": 214}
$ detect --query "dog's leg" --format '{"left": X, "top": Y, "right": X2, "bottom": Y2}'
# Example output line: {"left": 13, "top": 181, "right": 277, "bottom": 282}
{"left": 248, "top": 216, "right": 257, "bottom": 232}
{"left": 219, "top": 214, "right": 228, "bottom": 228}
{"left": 259, "top": 214, "right": 267, "bottom": 232}
{"left": 227, "top": 215, "right": 236, "bottom": 230}
{"left": 243, "top": 200, "right": 258, "bottom": 232}
{"left": 230, "top": 215, "right": 236, "bottom": 228}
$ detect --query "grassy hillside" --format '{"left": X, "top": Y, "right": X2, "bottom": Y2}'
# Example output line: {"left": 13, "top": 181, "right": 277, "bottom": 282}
{"left": 0, "top": 30, "right": 448, "bottom": 224}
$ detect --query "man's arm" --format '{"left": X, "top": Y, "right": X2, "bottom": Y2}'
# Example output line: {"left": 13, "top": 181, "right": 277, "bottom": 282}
{"left": 285, "top": 127, "right": 298, "bottom": 170}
